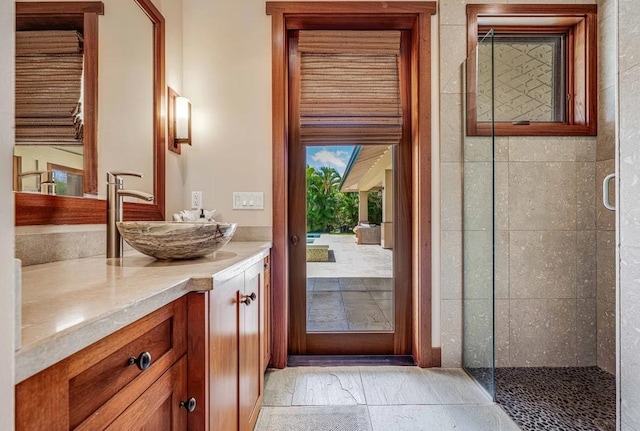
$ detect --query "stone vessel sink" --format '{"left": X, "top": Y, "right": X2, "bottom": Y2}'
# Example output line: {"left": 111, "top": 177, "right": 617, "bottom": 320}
{"left": 116, "top": 221, "right": 237, "bottom": 260}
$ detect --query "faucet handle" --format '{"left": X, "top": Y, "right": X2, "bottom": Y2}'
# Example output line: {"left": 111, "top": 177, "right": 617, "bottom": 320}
{"left": 107, "top": 171, "right": 144, "bottom": 182}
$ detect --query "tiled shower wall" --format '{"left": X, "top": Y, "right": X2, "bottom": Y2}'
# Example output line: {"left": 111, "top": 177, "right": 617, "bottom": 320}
{"left": 439, "top": 0, "right": 601, "bottom": 368}
{"left": 595, "top": 0, "right": 616, "bottom": 375}
{"left": 618, "top": 0, "right": 640, "bottom": 428}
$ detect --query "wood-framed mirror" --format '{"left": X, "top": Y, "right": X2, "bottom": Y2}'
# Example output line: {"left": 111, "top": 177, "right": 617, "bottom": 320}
{"left": 14, "top": 0, "right": 165, "bottom": 225}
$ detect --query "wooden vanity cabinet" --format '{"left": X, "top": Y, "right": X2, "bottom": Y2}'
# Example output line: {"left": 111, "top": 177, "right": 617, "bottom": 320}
{"left": 262, "top": 254, "right": 271, "bottom": 370}
{"left": 16, "top": 296, "right": 196, "bottom": 431}
{"left": 16, "top": 250, "right": 272, "bottom": 431}
{"left": 207, "top": 258, "right": 266, "bottom": 431}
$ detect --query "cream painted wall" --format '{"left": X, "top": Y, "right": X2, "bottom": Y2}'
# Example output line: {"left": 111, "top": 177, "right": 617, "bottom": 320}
{"left": 98, "top": 0, "right": 155, "bottom": 197}
{"left": 182, "top": 0, "right": 272, "bottom": 225}
{"left": 160, "top": 0, "right": 187, "bottom": 220}
{"left": 0, "top": 0, "right": 16, "bottom": 428}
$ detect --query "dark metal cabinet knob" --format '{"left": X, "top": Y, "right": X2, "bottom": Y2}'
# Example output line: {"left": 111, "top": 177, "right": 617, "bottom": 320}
{"left": 240, "top": 296, "right": 252, "bottom": 306}
{"left": 248, "top": 292, "right": 257, "bottom": 301}
{"left": 179, "top": 397, "right": 197, "bottom": 413}
{"left": 128, "top": 351, "right": 152, "bottom": 371}
{"left": 264, "top": 262, "right": 269, "bottom": 269}
{"left": 291, "top": 234, "right": 299, "bottom": 246}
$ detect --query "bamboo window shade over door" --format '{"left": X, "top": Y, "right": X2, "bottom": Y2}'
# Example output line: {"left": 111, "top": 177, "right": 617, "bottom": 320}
{"left": 297, "top": 30, "right": 402, "bottom": 146}
{"left": 15, "top": 30, "right": 84, "bottom": 144}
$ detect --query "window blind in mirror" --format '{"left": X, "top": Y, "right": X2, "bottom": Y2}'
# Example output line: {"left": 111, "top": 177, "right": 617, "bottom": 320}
{"left": 15, "top": 30, "right": 84, "bottom": 144}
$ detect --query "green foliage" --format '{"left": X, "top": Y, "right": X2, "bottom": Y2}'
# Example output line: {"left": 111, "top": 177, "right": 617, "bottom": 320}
{"left": 367, "top": 191, "right": 383, "bottom": 225}
{"left": 305, "top": 165, "right": 383, "bottom": 233}
{"left": 306, "top": 166, "right": 360, "bottom": 233}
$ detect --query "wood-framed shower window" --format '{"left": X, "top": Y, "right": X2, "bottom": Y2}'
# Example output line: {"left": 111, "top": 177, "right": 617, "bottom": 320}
{"left": 466, "top": 4, "right": 598, "bottom": 136}
{"left": 266, "top": 1, "right": 437, "bottom": 368}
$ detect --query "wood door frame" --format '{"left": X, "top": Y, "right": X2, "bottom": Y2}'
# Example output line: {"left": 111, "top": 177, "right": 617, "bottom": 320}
{"left": 287, "top": 30, "right": 413, "bottom": 356}
{"left": 267, "top": 1, "right": 437, "bottom": 368}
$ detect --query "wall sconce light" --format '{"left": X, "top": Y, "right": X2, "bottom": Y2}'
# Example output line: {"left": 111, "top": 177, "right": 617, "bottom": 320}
{"left": 168, "top": 87, "right": 192, "bottom": 154}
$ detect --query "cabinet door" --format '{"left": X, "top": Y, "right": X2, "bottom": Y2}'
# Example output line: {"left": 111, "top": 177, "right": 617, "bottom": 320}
{"left": 262, "top": 254, "right": 271, "bottom": 370}
{"left": 105, "top": 355, "right": 188, "bottom": 431}
{"left": 239, "top": 261, "right": 264, "bottom": 431}
{"left": 209, "top": 271, "right": 242, "bottom": 431}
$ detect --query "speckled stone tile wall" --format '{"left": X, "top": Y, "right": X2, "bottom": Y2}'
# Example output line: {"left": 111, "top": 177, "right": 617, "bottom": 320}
{"left": 596, "top": 0, "right": 617, "bottom": 376}
{"left": 619, "top": 0, "right": 640, "bottom": 427}
{"left": 443, "top": 0, "right": 602, "bottom": 369}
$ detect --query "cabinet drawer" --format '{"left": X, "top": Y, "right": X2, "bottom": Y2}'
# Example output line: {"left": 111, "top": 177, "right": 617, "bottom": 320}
{"left": 69, "top": 298, "right": 187, "bottom": 429}
{"left": 105, "top": 355, "right": 188, "bottom": 431}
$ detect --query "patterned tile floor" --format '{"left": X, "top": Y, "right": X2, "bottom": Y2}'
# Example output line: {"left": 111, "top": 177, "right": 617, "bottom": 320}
{"left": 495, "top": 367, "right": 616, "bottom": 431}
{"left": 256, "top": 366, "right": 521, "bottom": 431}
{"left": 468, "top": 367, "right": 616, "bottom": 431}
{"left": 306, "top": 277, "right": 393, "bottom": 332}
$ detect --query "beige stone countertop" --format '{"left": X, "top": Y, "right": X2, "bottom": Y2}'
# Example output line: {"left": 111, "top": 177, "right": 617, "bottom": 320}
{"left": 15, "top": 241, "right": 271, "bottom": 384}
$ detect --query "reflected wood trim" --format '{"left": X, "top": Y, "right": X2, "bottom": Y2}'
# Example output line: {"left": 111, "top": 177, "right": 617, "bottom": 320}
{"left": 83, "top": 11, "right": 98, "bottom": 194}
{"left": 15, "top": 193, "right": 162, "bottom": 225}
{"left": 268, "top": 1, "right": 437, "bottom": 366}
{"left": 14, "top": 0, "right": 166, "bottom": 225}
{"left": 13, "top": 156, "right": 21, "bottom": 192}
{"left": 306, "top": 333, "right": 394, "bottom": 355}
{"left": 431, "top": 347, "right": 441, "bottom": 367}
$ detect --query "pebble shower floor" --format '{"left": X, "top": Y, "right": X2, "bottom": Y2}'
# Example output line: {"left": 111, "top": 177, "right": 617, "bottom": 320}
{"left": 494, "top": 367, "right": 616, "bottom": 431}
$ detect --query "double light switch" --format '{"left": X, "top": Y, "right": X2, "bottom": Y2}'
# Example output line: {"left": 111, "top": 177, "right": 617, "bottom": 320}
{"left": 233, "top": 192, "right": 264, "bottom": 210}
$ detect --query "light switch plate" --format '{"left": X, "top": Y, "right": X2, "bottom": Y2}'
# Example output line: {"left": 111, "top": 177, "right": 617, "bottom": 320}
{"left": 233, "top": 192, "right": 264, "bottom": 210}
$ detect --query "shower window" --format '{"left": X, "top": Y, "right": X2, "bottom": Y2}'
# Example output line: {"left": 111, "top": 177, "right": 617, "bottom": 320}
{"left": 466, "top": 4, "right": 598, "bottom": 137}
{"left": 477, "top": 34, "right": 566, "bottom": 124}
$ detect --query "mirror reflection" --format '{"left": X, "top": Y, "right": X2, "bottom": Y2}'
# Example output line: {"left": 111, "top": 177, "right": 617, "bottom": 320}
{"left": 13, "top": 0, "right": 154, "bottom": 202}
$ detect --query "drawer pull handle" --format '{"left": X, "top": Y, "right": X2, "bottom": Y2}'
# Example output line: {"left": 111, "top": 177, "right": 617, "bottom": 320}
{"left": 240, "top": 292, "right": 256, "bottom": 305}
{"left": 128, "top": 351, "right": 152, "bottom": 371}
{"left": 180, "top": 397, "right": 197, "bottom": 413}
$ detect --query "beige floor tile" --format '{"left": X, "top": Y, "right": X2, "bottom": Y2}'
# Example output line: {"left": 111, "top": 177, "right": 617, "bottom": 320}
{"left": 445, "top": 405, "right": 522, "bottom": 431}
{"left": 360, "top": 366, "right": 440, "bottom": 405}
{"left": 292, "top": 367, "right": 366, "bottom": 406}
{"left": 263, "top": 368, "right": 299, "bottom": 406}
{"left": 255, "top": 406, "right": 372, "bottom": 431}
{"left": 369, "top": 405, "right": 457, "bottom": 431}
{"left": 423, "top": 368, "right": 492, "bottom": 405}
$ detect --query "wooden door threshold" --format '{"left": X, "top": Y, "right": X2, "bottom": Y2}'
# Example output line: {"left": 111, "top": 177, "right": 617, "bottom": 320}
{"left": 287, "top": 355, "right": 415, "bottom": 367}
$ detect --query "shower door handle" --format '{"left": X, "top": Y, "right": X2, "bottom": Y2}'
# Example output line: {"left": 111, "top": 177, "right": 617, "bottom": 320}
{"left": 603, "top": 173, "right": 616, "bottom": 211}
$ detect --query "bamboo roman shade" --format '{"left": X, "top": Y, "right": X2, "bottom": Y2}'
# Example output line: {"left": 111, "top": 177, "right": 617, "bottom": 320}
{"left": 298, "top": 30, "right": 402, "bottom": 146}
{"left": 15, "top": 30, "right": 84, "bottom": 144}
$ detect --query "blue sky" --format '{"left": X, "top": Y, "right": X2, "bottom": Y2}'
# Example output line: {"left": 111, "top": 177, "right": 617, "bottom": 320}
{"left": 306, "top": 146, "right": 355, "bottom": 177}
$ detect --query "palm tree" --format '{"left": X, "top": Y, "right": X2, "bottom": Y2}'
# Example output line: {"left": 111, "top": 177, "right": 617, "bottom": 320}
{"left": 317, "top": 166, "right": 340, "bottom": 195}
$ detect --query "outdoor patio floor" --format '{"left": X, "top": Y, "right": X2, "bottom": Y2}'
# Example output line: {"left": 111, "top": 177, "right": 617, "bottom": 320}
{"left": 306, "top": 234, "right": 394, "bottom": 332}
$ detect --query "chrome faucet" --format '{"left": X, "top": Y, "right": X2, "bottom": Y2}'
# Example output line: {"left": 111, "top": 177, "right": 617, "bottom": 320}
{"left": 18, "top": 170, "right": 56, "bottom": 194}
{"left": 106, "top": 171, "right": 154, "bottom": 258}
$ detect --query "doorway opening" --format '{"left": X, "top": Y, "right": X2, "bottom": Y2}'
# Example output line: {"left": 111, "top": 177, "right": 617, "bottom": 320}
{"left": 267, "top": 1, "right": 437, "bottom": 368}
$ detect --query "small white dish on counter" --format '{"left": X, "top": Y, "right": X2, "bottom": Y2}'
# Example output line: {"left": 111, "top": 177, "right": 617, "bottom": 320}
{"left": 117, "top": 221, "right": 237, "bottom": 260}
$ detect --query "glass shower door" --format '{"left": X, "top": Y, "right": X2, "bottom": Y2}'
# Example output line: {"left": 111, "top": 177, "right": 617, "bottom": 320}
{"left": 462, "top": 30, "right": 496, "bottom": 398}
